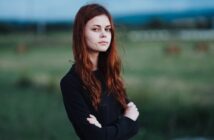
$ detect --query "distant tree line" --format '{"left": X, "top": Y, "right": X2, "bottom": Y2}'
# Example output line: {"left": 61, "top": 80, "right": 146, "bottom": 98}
{"left": 0, "top": 16, "right": 213, "bottom": 34}
{"left": 0, "top": 21, "right": 72, "bottom": 34}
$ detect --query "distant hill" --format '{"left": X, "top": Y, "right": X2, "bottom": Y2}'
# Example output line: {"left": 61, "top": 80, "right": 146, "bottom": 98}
{"left": 114, "top": 8, "right": 214, "bottom": 26}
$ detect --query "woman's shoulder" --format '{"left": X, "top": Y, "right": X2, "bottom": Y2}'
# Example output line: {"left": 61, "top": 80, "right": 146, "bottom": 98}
{"left": 60, "top": 65, "right": 90, "bottom": 104}
{"left": 60, "top": 64, "right": 81, "bottom": 88}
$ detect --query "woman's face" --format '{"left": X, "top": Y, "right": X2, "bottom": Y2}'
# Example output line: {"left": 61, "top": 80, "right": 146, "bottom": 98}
{"left": 84, "top": 14, "right": 112, "bottom": 53}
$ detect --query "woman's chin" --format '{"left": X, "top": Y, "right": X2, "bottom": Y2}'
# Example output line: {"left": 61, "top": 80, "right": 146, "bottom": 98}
{"left": 97, "top": 46, "right": 110, "bottom": 52}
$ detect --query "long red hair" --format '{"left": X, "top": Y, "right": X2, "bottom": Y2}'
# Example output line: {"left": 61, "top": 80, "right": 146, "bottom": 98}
{"left": 72, "top": 3, "right": 127, "bottom": 110}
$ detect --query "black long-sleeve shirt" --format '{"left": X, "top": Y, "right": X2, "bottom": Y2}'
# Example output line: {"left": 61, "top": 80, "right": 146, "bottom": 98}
{"left": 60, "top": 65, "right": 139, "bottom": 140}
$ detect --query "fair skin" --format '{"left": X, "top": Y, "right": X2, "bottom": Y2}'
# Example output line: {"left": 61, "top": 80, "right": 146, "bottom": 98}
{"left": 85, "top": 15, "right": 139, "bottom": 128}
{"left": 84, "top": 14, "right": 112, "bottom": 70}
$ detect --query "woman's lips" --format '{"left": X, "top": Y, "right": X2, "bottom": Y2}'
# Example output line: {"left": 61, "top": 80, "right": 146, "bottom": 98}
{"left": 98, "top": 41, "right": 108, "bottom": 45}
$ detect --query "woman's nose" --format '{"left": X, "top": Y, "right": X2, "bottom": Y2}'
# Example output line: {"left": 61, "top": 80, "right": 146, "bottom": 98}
{"left": 100, "top": 30, "right": 106, "bottom": 38}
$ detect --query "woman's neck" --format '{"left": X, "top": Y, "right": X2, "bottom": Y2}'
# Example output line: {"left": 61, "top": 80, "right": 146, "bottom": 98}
{"left": 88, "top": 51, "right": 99, "bottom": 71}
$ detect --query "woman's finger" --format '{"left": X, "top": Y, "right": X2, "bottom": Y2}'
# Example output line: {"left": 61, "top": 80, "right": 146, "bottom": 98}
{"left": 127, "top": 102, "right": 133, "bottom": 106}
{"left": 87, "top": 117, "right": 102, "bottom": 128}
{"left": 89, "top": 114, "right": 96, "bottom": 119}
{"left": 87, "top": 118, "right": 95, "bottom": 124}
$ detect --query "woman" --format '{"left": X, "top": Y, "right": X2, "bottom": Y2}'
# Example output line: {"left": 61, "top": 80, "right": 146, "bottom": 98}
{"left": 60, "top": 3, "right": 140, "bottom": 140}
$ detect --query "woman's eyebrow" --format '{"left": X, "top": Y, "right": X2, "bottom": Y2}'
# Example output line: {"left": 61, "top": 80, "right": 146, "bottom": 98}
{"left": 92, "top": 25, "right": 111, "bottom": 27}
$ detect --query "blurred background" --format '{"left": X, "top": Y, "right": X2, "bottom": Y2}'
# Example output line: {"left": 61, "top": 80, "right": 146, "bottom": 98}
{"left": 0, "top": 0, "right": 214, "bottom": 140}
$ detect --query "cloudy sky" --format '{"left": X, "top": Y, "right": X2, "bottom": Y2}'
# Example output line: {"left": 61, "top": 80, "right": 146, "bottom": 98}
{"left": 0, "top": 0, "right": 214, "bottom": 21}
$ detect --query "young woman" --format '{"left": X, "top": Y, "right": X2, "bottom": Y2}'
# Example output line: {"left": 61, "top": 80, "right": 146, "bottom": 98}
{"left": 60, "top": 3, "right": 140, "bottom": 140}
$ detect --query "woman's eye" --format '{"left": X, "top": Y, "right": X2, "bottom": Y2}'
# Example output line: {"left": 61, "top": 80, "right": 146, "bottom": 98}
{"left": 92, "top": 28, "right": 100, "bottom": 32}
{"left": 105, "top": 28, "right": 111, "bottom": 32}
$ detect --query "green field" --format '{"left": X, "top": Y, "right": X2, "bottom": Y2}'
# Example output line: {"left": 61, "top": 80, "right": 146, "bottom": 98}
{"left": 0, "top": 32, "right": 214, "bottom": 140}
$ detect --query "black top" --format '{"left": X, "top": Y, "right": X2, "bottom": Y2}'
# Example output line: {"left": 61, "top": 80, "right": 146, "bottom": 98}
{"left": 60, "top": 64, "right": 139, "bottom": 140}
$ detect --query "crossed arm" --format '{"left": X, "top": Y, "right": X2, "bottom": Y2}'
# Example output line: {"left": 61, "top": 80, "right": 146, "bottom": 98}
{"left": 87, "top": 102, "right": 139, "bottom": 128}
{"left": 60, "top": 77, "right": 140, "bottom": 140}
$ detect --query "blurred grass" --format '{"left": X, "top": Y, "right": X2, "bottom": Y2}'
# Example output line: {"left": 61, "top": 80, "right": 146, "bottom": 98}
{"left": 0, "top": 31, "right": 214, "bottom": 140}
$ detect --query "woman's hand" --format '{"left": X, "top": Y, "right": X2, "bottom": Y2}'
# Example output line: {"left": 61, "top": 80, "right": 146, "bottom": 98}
{"left": 87, "top": 114, "right": 102, "bottom": 128}
{"left": 124, "top": 102, "right": 139, "bottom": 121}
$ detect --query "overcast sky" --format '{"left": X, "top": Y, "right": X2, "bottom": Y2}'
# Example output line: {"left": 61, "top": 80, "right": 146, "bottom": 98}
{"left": 0, "top": 0, "right": 214, "bottom": 21}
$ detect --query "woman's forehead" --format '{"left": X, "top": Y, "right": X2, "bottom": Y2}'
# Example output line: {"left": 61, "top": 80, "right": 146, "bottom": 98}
{"left": 86, "top": 15, "right": 111, "bottom": 27}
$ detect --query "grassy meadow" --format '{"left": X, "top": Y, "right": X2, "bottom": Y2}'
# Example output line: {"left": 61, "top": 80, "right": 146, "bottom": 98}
{"left": 0, "top": 31, "right": 214, "bottom": 140}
